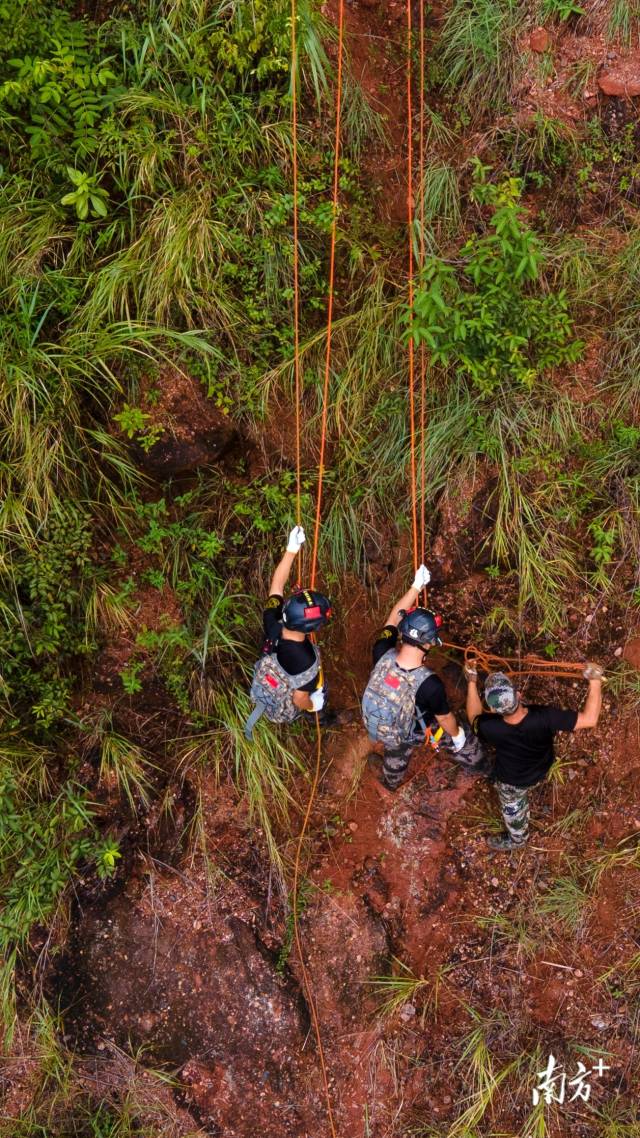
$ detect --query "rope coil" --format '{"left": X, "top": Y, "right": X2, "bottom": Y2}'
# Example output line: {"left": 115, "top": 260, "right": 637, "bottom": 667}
{"left": 443, "top": 640, "right": 589, "bottom": 682}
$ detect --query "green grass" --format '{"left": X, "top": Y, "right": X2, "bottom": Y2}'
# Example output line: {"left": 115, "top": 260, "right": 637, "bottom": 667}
{"left": 536, "top": 873, "right": 591, "bottom": 935}
{"left": 179, "top": 685, "right": 306, "bottom": 882}
{"left": 369, "top": 958, "right": 432, "bottom": 1018}
{"left": 0, "top": 1006, "right": 185, "bottom": 1137}
{"left": 438, "top": 0, "right": 526, "bottom": 113}
{"left": 607, "top": 0, "right": 640, "bottom": 45}
{"left": 416, "top": 159, "right": 462, "bottom": 251}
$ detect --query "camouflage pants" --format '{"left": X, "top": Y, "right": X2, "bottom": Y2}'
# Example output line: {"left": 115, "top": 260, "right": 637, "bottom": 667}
{"left": 495, "top": 781, "right": 530, "bottom": 844}
{"left": 382, "top": 723, "right": 488, "bottom": 789}
{"left": 382, "top": 742, "right": 415, "bottom": 789}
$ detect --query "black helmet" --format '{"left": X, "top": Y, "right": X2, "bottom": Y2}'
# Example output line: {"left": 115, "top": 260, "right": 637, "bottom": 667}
{"left": 398, "top": 607, "right": 443, "bottom": 647}
{"left": 282, "top": 589, "right": 332, "bottom": 633}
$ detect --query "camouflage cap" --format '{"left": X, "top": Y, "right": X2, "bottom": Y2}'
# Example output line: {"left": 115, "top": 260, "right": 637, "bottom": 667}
{"left": 484, "top": 672, "right": 519, "bottom": 714}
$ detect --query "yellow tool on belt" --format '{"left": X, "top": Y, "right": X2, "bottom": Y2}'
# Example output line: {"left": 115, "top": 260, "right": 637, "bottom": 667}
{"left": 428, "top": 725, "right": 444, "bottom": 750}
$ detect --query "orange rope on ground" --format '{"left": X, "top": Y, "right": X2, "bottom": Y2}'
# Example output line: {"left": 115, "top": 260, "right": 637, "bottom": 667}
{"left": 406, "top": 0, "right": 419, "bottom": 575}
{"left": 290, "top": 0, "right": 302, "bottom": 529}
{"left": 309, "top": 0, "right": 345, "bottom": 590}
{"left": 289, "top": 5, "right": 344, "bottom": 1137}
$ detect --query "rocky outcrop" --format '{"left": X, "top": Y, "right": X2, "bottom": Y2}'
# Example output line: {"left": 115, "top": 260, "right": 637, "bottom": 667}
{"left": 59, "top": 871, "right": 323, "bottom": 1138}
{"left": 125, "top": 363, "right": 239, "bottom": 477}
{"left": 598, "top": 53, "right": 640, "bottom": 98}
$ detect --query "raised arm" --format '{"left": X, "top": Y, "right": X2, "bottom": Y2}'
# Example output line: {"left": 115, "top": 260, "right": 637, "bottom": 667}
{"left": 268, "top": 526, "right": 305, "bottom": 597}
{"left": 464, "top": 661, "right": 483, "bottom": 722}
{"left": 384, "top": 564, "right": 431, "bottom": 627}
{"left": 574, "top": 663, "right": 604, "bottom": 730}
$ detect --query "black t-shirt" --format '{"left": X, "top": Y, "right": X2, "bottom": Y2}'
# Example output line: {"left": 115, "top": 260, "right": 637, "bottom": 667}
{"left": 474, "top": 705, "right": 578, "bottom": 787}
{"left": 262, "top": 595, "right": 319, "bottom": 693}
{"left": 372, "top": 626, "right": 450, "bottom": 723}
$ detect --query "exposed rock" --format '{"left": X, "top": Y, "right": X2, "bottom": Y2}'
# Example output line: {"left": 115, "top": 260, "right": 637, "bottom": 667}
{"left": 125, "top": 363, "right": 239, "bottom": 477}
{"left": 299, "top": 890, "right": 389, "bottom": 1031}
{"left": 598, "top": 54, "right": 640, "bottom": 97}
{"left": 529, "top": 27, "right": 550, "bottom": 53}
{"left": 136, "top": 418, "right": 237, "bottom": 476}
{"left": 363, "top": 527, "right": 396, "bottom": 586}
{"left": 58, "top": 874, "right": 321, "bottom": 1138}
{"left": 431, "top": 468, "right": 498, "bottom": 583}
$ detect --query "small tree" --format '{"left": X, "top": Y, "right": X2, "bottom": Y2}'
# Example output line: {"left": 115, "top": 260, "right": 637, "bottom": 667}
{"left": 411, "top": 164, "right": 583, "bottom": 394}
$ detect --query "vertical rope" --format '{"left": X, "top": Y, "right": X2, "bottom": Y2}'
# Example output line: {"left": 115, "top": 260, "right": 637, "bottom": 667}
{"left": 406, "top": 0, "right": 419, "bottom": 575}
{"left": 418, "top": 0, "right": 428, "bottom": 605}
{"left": 289, "top": 6, "right": 344, "bottom": 1137}
{"left": 310, "top": 0, "right": 345, "bottom": 589}
{"left": 418, "top": 0, "right": 427, "bottom": 572}
{"left": 291, "top": 0, "right": 302, "bottom": 530}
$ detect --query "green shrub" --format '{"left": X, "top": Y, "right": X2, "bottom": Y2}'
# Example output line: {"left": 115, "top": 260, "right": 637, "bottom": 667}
{"left": 411, "top": 167, "right": 583, "bottom": 395}
{"left": 0, "top": 505, "right": 94, "bottom": 730}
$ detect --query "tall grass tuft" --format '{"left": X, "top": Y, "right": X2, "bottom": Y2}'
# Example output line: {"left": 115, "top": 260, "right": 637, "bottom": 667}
{"left": 438, "top": 0, "right": 526, "bottom": 113}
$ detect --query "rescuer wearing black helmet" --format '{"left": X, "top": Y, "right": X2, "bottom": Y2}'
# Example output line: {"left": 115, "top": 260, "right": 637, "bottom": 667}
{"left": 251, "top": 525, "right": 332, "bottom": 726}
{"left": 362, "top": 565, "right": 484, "bottom": 791}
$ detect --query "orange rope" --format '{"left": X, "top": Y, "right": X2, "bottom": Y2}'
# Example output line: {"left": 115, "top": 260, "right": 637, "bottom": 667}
{"left": 442, "top": 640, "right": 588, "bottom": 681}
{"left": 289, "top": 5, "right": 344, "bottom": 1137}
{"left": 418, "top": 0, "right": 427, "bottom": 592}
{"left": 291, "top": 726, "right": 337, "bottom": 1138}
{"left": 291, "top": 0, "right": 302, "bottom": 529}
{"left": 310, "top": 0, "right": 345, "bottom": 590}
{"left": 406, "top": 0, "right": 419, "bottom": 575}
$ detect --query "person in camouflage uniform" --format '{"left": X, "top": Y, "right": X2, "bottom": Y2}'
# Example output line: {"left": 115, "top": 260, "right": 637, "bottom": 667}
{"left": 465, "top": 665, "right": 604, "bottom": 851}
{"left": 362, "top": 564, "right": 483, "bottom": 791}
{"left": 244, "top": 525, "right": 333, "bottom": 739}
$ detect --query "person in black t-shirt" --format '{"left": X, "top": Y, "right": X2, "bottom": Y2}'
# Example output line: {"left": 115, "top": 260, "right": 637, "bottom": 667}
{"left": 255, "top": 525, "right": 332, "bottom": 723}
{"left": 363, "top": 564, "right": 473, "bottom": 791}
{"left": 465, "top": 664, "right": 604, "bottom": 851}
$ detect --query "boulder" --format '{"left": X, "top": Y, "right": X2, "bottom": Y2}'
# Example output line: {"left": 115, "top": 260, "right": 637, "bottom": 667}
{"left": 123, "top": 363, "right": 239, "bottom": 477}
{"left": 598, "top": 54, "right": 640, "bottom": 97}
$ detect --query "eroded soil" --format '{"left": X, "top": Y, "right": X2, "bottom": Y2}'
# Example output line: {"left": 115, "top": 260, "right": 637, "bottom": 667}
{"left": 11, "top": 2, "right": 640, "bottom": 1135}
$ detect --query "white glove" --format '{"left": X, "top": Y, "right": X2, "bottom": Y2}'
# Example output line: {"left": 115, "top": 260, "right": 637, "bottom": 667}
{"left": 464, "top": 661, "right": 479, "bottom": 682}
{"left": 583, "top": 662, "right": 604, "bottom": 681}
{"left": 310, "top": 688, "right": 325, "bottom": 712}
{"left": 412, "top": 564, "right": 431, "bottom": 592}
{"left": 287, "top": 525, "right": 306, "bottom": 554}
{"left": 451, "top": 726, "right": 466, "bottom": 753}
